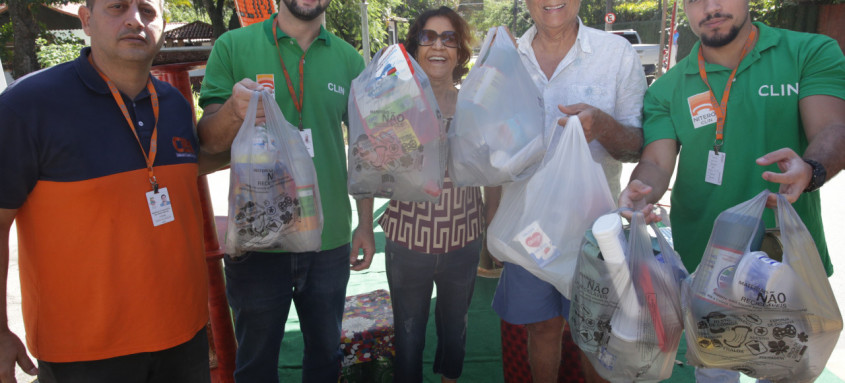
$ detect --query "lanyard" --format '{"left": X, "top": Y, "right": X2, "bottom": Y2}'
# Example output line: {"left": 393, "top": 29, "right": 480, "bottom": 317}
{"left": 697, "top": 26, "right": 757, "bottom": 154}
{"left": 273, "top": 16, "right": 306, "bottom": 131}
{"left": 88, "top": 54, "right": 160, "bottom": 192}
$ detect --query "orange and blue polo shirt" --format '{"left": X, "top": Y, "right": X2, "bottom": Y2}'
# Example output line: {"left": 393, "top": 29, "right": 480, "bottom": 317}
{"left": 0, "top": 48, "right": 208, "bottom": 362}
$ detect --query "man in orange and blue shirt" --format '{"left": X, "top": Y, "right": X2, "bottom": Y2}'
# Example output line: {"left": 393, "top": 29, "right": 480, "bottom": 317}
{"left": 0, "top": 0, "right": 223, "bottom": 381}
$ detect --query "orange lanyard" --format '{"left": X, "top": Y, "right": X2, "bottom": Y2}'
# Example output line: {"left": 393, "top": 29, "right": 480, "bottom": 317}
{"left": 273, "top": 16, "right": 306, "bottom": 130}
{"left": 697, "top": 25, "right": 757, "bottom": 154}
{"left": 88, "top": 54, "right": 160, "bottom": 192}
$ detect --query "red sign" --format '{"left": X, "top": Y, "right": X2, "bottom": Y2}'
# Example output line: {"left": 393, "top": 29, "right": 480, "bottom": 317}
{"left": 605, "top": 12, "right": 617, "bottom": 24}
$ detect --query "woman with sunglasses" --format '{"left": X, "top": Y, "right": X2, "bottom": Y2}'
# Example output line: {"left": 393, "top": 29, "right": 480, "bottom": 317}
{"left": 377, "top": 6, "right": 490, "bottom": 383}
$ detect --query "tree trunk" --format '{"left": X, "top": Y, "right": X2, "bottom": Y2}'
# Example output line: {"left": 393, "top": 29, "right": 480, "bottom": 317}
{"left": 204, "top": 0, "right": 227, "bottom": 38}
{"left": 9, "top": 0, "right": 41, "bottom": 78}
{"left": 228, "top": 11, "right": 241, "bottom": 31}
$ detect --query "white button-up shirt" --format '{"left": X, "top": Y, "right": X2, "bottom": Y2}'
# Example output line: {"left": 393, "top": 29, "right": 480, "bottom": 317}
{"left": 516, "top": 19, "right": 647, "bottom": 197}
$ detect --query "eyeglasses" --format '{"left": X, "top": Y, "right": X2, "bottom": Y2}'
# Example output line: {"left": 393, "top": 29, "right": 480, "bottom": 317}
{"left": 418, "top": 29, "right": 459, "bottom": 48}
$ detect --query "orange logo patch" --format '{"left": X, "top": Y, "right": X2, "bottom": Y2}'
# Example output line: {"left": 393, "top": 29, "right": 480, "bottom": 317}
{"left": 172, "top": 137, "right": 195, "bottom": 154}
{"left": 257, "top": 74, "right": 275, "bottom": 92}
{"left": 687, "top": 91, "right": 717, "bottom": 129}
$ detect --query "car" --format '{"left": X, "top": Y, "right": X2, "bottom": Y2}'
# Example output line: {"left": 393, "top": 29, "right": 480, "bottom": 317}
{"left": 611, "top": 29, "right": 660, "bottom": 84}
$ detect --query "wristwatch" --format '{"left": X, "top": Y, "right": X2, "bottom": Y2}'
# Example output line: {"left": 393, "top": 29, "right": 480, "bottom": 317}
{"left": 802, "top": 159, "right": 827, "bottom": 193}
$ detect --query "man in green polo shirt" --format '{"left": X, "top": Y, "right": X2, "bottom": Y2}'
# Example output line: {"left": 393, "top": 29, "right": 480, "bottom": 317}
{"left": 619, "top": 0, "right": 845, "bottom": 381}
{"left": 197, "top": 0, "right": 373, "bottom": 381}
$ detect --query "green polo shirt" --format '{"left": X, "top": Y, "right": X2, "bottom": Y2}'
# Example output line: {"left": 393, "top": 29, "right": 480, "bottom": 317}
{"left": 200, "top": 15, "right": 365, "bottom": 251}
{"left": 643, "top": 22, "right": 845, "bottom": 275}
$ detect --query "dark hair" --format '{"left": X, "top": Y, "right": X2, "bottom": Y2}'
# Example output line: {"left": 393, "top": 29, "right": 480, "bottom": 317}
{"left": 404, "top": 6, "right": 473, "bottom": 84}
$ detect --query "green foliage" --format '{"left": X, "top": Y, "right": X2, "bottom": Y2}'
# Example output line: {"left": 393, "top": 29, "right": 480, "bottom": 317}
{"left": 324, "top": 0, "right": 478, "bottom": 56}
{"left": 614, "top": 0, "right": 660, "bottom": 22}
{"left": 35, "top": 36, "right": 85, "bottom": 68}
{"left": 465, "top": 0, "right": 532, "bottom": 42}
{"left": 326, "top": 0, "right": 403, "bottom": 56}
{"left": 36, "top": 0, "right": 81, "bottom": 5}
{"left": 170, "top": 0, "right": 235, "bottom": 36}
{"left": 577, "top": 0, "right": 615, "bottom": 27}
{"left": 192, "top": 91, "right": 204, "bottom": 122}
{"left": 463, "top": 0, "right": 661, "bottom": 43}
{"left": 392, "top": 0, "right": 452, "bottom": 42}
{"left": 0, "top": 23, "right": 13, "bottom": 68}
{"left": 165, "top": 4, "right": 212, "bottom": 23}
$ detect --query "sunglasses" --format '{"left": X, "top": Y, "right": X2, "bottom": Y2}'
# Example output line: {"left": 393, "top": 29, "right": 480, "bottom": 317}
{"left": 418, "top": 29, "right": 459, "bottom": 48}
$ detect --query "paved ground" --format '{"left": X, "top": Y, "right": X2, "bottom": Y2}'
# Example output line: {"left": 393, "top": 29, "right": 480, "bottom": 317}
{"left": 6, "top": 164, "right": 845, "bottom": 382}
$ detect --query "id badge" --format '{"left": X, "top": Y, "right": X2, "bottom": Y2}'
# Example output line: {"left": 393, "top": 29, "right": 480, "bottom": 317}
{"left": 146, "top": 187, "right": 175, "bottom": 227}
{"left": 300, "top": 129, "right": 314, "bottom": 157}
{"left": 705, "top": 150, "right": 726, "bottom": 185}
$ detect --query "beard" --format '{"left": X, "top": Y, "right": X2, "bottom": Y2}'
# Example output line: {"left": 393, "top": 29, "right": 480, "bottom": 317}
{"left": 282, "top": 0, "right": 329, "bottom": 21}
{"left": 699, "top": 13, "right": 746, "bottom": 48}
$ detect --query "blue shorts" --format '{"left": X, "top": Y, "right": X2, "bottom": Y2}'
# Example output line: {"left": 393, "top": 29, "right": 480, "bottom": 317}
{"left": 492, "top": 262, "right": 570, "bottom": 324}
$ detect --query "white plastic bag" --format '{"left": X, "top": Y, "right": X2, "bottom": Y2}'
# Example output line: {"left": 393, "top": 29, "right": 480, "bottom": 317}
{"left": 487, "top": 116, "right": 615, "bottom": 297}
{"left": 347, "top": 44, "right": 445, "bottom": 202}
{"left": 449, "top": 26, "right": 545, "bottom": 187}
{"left": 683, "top": 191, "right": 842, "bottom": 382}
{"left": 572, "top": 212, "right": 689, "bottom": 382}
{"left": 226, "top": 90, "right": 323, "bottom": 256}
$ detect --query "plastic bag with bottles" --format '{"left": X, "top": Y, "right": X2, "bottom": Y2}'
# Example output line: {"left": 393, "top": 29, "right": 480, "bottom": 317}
{"left": 449, "top": 26, "right": 545, "bottom": 187}
{"left": 226, "top": 89, "right": 323, "bottom": 256}
{"left": 571, "top": 211, "right": 689, "bottom": 382}
{"left": 683, "top": 190, "right": 842, "bottom": 382}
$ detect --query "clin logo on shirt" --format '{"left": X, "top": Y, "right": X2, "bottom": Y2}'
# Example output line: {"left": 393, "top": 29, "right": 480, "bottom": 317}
{"left": 688, "top": 91, "right": 717, "bottom": 129}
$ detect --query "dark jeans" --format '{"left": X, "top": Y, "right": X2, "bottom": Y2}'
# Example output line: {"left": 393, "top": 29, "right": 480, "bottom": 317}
{"left": 224, "top": 244, "right": 351, "bottom": 383}
{"left": 38, "top": 328, "right": 210, "bottom": 383}
{"left": 385, "top": 238, "right": 481, "bottom": 382}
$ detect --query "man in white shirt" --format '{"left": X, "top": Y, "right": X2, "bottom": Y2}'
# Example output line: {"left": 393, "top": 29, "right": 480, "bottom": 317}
{"left": 489, "top": 0, "right": 647, "bottom": 381}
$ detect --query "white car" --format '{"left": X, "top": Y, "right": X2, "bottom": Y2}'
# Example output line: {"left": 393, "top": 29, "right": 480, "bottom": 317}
{"left": 611, "top": 29, "right": 660, "bottom": 84}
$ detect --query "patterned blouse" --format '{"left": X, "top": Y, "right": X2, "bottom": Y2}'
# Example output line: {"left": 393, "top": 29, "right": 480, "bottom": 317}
{"left": 378, "top": 172, "right": 483, "bottom": 254}
{"left": 378, "top": 113, "right": 482, "bottom": 253}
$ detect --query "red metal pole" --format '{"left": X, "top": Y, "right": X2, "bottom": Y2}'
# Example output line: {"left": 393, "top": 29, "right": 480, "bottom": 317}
{"left": 151, "top": 63, "right": 237, "bottom": 383}
{"left": 666, "top": 0, "right": 679, "bottom": 71}
{"left": 197, "top": 178, "right": 238, "bottom": 383}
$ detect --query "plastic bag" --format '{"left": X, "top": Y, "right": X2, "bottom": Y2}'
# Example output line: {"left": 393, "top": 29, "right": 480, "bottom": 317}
{"left": 571, "top": 212, "right": 689, "bottom": 382}
{"left": 683, "top": 191, "right": 842, "bottom": 382}
{"left": 487, "top": 116, "right": 614, "bottom": 297}
{"left": 226, "top": 89, "right": 323, "bottom": 256}
{"left": 448, "top": 26, "right": 545, "bottom": 187}
{"left": 347, "top": 44, "right": 445, "bottom": 202}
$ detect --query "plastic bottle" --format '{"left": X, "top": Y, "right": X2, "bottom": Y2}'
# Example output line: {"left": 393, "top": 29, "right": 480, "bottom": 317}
{"left": 592, "top": 213, "right": 639, "bottom": 341}
{"left": 732, "top": 251, "right": 787, "bottom": 304}
{"left": 592, "top": 213, "right": 627, "bottom": 263}
{"left": 694, "top": 211, "right": 765, "bottom": 307}
{"left": 285, "top": 127, "right": 322, "bottom": 252}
